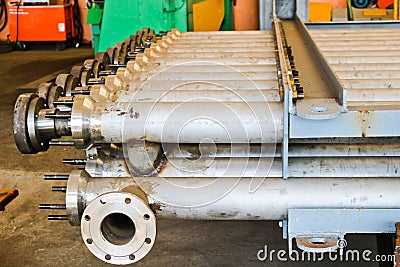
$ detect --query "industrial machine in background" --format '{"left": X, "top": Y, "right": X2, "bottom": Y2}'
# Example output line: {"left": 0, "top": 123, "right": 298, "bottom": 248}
{"left": 86, "top": 0, "right": 234, "bottom": 54}
{"left": 12, "top": 10, "right": 400, "bottom": 267}
{"left": 8, "top": 3, "right": 74, "bottom": 50}
{"left": 6, "top": 0, "right": 82, "bottom": 50}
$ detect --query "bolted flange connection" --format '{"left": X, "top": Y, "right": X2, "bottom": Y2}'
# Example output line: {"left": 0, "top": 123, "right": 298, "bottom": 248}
{"left": 81, "top": 192, "right": 156, "bottom": 265}
{"left": 13, "top": 93, "right": 72, "bottom": 154}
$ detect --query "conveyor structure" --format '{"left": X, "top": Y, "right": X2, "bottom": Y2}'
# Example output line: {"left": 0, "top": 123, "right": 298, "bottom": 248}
{"left": 12, "top": 17, "right": 400, "bottom": 264}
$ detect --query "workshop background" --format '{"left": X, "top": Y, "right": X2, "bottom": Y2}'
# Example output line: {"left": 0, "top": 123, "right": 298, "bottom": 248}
{"left": 0, "top": 0, "right": 399, "bottom": 266}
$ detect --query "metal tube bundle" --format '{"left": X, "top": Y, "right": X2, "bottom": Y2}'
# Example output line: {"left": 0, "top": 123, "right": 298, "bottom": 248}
{"left": 12, "top": 22, "right": 400, "bottom": 265}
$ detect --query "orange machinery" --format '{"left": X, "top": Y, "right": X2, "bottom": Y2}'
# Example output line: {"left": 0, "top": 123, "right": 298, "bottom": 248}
{"left": 8, "top": 4, "right": 74, "bottom": 43}
{"left": 0, "top": 190, "right": 18, "bottom": 211}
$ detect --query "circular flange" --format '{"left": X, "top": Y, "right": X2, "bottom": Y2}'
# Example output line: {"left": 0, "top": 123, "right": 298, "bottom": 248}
{"left": 81, "top": 192, "right": 156, "bottom": 265}
{"left": 55, "top": 73, "right": 70, "bottom": 92}
{"left": 70, "top": 65, "right": 85, "bottom": 79}
{"left": 57, "top": 73, "right": 79, "bottom": 96}
{"left": 27, "top": 96, "right": 49, "bottom": 152}
{"left": 92, "top": 61, "right": 104, "bottom": 78}
{"left": 106, "top": 47, "right": 117, "bottom": 65}
{"left": 13, "top": 93, "right": 37, "bottom": 154}
{"left": 66, "top": 170, "right": 89, "bottom": 226}
{"left": 65, "top": 76, "right": 79, "bottom": 96}
{"left": 95, "top": 52, "right": 110, "bottom": 69}
{"left": 80, "top": 69, "right": 93, "bottom": 87}
{"left": 47, "top": 85, "right": 64, "bottom": 109}
{"left": 36, "top": 82, "right": 53, "bottom": 106}
{"left": 83, "top": 59, "right": 96, "bottom": 70}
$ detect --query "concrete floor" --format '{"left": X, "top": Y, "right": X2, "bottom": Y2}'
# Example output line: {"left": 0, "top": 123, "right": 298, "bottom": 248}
{"left": 0, "top": 47, "right": 386, "bottom": 266}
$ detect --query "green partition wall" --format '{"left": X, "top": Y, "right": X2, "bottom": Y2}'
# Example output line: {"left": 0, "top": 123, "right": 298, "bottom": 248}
{"left": 98, "top": 0, "right": 188, "bottom": 52}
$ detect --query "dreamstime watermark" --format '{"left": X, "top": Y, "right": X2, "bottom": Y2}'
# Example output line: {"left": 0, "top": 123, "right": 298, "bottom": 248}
{"left": 256, "top": 243, "right": 395, "bottom": 263}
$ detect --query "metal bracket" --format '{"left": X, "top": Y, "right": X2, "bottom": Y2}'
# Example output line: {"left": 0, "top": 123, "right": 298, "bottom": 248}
{"left": 287, "top": 209, "right": 400, "bottom": 254}
{"left": 296, "top": 98, "right": 341, "bottom": 120}
{"left": 294, "top": 15, "right": 348, "bottom": 111}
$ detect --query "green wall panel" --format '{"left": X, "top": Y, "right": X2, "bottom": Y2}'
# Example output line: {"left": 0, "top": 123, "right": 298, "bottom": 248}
{"left": 98, "top": 0, "right": 187, "bottom": 52}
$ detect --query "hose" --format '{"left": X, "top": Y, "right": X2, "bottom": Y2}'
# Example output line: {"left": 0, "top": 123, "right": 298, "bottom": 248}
{"left": 0, "top": 0, "right": 13, "bottom": 53}
{"left": 0, "top": 0, "right": 8, "bottom": 32}
{"left": 73, "top": 0, "right": 83, "bottom": 45}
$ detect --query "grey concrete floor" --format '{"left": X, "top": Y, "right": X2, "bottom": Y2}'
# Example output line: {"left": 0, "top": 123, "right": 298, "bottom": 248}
{"left": 0, "top": 47, "right": 387, "bottom": 266}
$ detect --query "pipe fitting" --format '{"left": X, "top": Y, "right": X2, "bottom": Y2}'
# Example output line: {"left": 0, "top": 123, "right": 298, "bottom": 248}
{"left": 81, "top": 191, "right": 156, "bottom": 265}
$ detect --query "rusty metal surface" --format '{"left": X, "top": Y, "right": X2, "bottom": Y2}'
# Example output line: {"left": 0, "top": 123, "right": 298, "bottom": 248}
{"left": 395, "top": 222, "right": 400, "bottom": 267}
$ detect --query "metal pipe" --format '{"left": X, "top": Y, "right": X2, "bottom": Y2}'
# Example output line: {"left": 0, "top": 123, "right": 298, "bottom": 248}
{"left": 166, "top": 47, "right": 277, "bottom": 53}
{"left": 182, "top": 31, "right": 270, "bottom": 35}
{"left": 313, "top": 36, "right": 400, "bottom": 41}
{"left": 130, "top": 80, "right": 278, "bottom": 91}
{"left": 341, "top": 79, "right": 400, "bottom": 89}
{"left": 316, "top": 40, "right": 400, "bottom": 47}
{"left": 168, "top": 43, "right": 275, "bottom": 48}
{"left": 161, "top": 52, "right": 277, "bottom": 59}
{"left": 115, "top": 90, "right": 280, "bottom": 103}
{"left": 144, "top": 57, "right": 276, "bottom": 65}
{"left": 148, "top": 177, "right": 400, "bottom": 220}
{"left": 328, "top": 63, "right": 400, "bottom": 71}
{"left": 91, "top": 156, "right": 400, "bottom": 178}
{"left": 67, "top": 170, "right": 400, "bottom": 221}
{"left": 336, "top": 70, "right": 400, "bottom": 79}
{"left": 72, "top": 96, "right": 283, "bottom": 144}
{"left": 129, "top": 63, "right": 278, "bottom": 73}
{"left": 170, "top": 39, "right": 274, "bottom": 44}
{"left": 134, "top": 71, "right": 278, "bottom": 81}
{"left": 79, "top": 143, "right": 400, "bottom": 178}
{"left": 320, "top": 45, "right": 400, "bottom": 51}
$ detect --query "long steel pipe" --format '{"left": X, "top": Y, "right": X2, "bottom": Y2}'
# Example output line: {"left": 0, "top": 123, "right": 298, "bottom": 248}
{"left": 72, "top": 96, "right": 283, "bottom": 144}
{"left": 67, "top": 170, "right": 400, "bottom": 222}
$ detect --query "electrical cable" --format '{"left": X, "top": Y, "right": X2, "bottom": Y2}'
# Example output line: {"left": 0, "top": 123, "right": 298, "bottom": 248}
{"left": 0, "top": 0, "right": 8, "bottom": 32}
{"left": 0, "top": 0, "right": 14, "bottom": 53}
{"left": 163, "top": 0, "right": 185, "bottom": 13}
{"left": 72, "top": 0, "right": 83, "bottom": 46}
{"left": 16, "top": 2, "right": 20, "bottom": 45}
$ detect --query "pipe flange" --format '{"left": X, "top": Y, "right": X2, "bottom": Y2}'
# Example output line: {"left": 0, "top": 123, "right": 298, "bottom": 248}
{"left": 56, "top": 73, "right": 80, "bottom": 97}
{"left": 106, "top": 47, "right": 117, "bottom": 65}
{"left": 36, "top": 82, "right": 53, "bottom": 107}
{"left": 13, "top": 93, "right": 49, "bottom": 154}
{"left": 80, "top": 69, "right": 93, "bottom": 87}
{"left": 81, "top": 192, "right": 156, "bottom": 265}
{"left": 95, "top": 52, "right": 110, "bottom": 69}
{"left": 66, "top": 170, "right": 89, "bottom": 226}
{"left": 47, "top": 85, "right": 64, "bottom": 109}
{"left": 83, "top": 59, "right": 96, "bottom": 70}
{"left": 92, "top": 61, "right": 104, "bottom": 78}
{"left": 70, "top": 65, "right": 85, "bottom": 80}
{"left": 27, "top": 96, "right": 49, "bottom": 152}
{"left": 14, "top": 93, "right": 37, "bottom": 154}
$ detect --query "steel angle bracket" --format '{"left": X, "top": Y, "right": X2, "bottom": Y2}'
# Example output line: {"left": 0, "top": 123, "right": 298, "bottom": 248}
{"left": 286, "top": 209, "right": 400, "bottom": 255}
{"left": 294, "top": 15, "right": 348, "bottom": 113}
{"left": 273, "top": 16, "right": 294, "bottom": 179}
